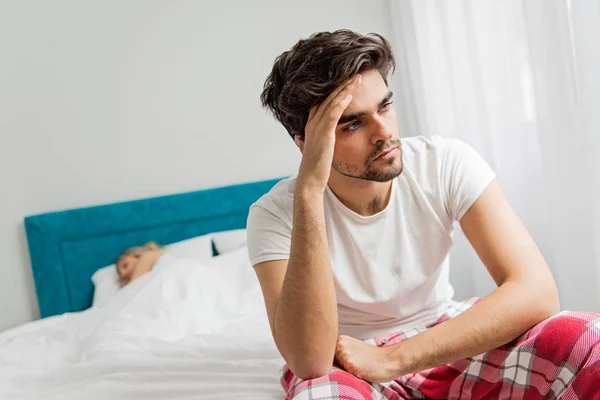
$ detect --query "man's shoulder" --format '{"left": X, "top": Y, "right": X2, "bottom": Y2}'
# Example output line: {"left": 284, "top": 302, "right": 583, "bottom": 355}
{"left": 401, "top": 135, "right": 470, "bottom": 177}
{"left": 249, "top": 176, "right": 296, "bottom": 216}
{"left": 399, "top": 135, "right": 472, "bottom": 204}
{"left": 401, "top": 135, "right": 460, "bottom": 158}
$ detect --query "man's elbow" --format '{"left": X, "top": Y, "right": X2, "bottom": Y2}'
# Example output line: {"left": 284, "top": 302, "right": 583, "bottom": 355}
{"left": 288, "top": 360, "right": 333, "bottom": 381}
{"left": 274, "top": 329, "right": 336, "bottom": 380}
{"left": 541, "top": 286, "right": 561, "bottom": 317}
{"left": 531, "top": 280, "right": 561, "bottom": 320}
{"left": 283, "top": 348, "right": 334, "bottom": 380}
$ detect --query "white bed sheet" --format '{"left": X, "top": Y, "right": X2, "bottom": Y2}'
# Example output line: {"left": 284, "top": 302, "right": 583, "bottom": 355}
{"left": 0, "top": 250, "right": 285, "bottom": 400}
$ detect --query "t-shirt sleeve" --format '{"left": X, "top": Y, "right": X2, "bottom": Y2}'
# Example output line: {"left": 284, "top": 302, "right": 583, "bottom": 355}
{"left": 246, "top": 203, "right": 292, "bottom": 267}
{"left": 439, "top": 138, "right": 496, "bottom": 221}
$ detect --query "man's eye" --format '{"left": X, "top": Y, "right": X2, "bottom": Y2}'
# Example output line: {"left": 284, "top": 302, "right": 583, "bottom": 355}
{"left": 380, "top": 101, "right": 393, "bottom": 112}
{"left": 344, "top": 121, "right": 361, "bottom": 132}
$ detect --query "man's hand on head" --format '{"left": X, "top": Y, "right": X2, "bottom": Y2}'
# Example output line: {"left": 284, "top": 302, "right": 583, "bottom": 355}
{"left": 295, "top": 75, "right": 361, "bottom": 194}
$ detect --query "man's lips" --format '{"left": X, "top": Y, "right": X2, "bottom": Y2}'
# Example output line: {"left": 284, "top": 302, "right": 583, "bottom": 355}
{"left": 374, "top": 147, "right": 399, "bottom": 161}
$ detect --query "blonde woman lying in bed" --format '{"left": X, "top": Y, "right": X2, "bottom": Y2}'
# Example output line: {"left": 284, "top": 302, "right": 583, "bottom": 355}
{"left": 116, "top": 241, "right": 165, "bottom": 287}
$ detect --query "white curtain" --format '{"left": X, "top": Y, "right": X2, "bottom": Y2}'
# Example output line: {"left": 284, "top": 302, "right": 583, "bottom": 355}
{"left": 388, "top": 0, "right": 600, "bottom": 313}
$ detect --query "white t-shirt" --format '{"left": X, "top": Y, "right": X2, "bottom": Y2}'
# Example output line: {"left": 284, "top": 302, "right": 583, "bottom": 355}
{"left": 246, "top": 136, "right": 495, "bottom": 340}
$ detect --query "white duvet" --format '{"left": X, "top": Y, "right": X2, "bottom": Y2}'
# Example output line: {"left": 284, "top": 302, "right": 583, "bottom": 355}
{"left": 0, "top": 249, "right": 285, "bottom": 400}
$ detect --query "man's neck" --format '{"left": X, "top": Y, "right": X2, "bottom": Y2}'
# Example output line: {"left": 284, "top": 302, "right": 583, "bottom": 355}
{"left": 327, "top": 173, "right": 394, "bottom": 217}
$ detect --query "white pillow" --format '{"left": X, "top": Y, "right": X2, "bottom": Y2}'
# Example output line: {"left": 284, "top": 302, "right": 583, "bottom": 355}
{"left": 91, "top": 266, "right": 121, "bottom": 308}
{"left": 91, "top": 233, "right": 214, "bottom": 308}
{"left": 166, "top": 234, "right": 215, "bottom": 260}
{"left": 212, "top": 229, "right": 247, "bottom": 255}
{"left": 175, "top": 245, "right": 266, "bottom": 333}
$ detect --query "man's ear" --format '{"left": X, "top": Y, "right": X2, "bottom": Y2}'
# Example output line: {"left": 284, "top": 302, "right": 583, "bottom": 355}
{"left": 294, "top": 136, "right": 305, "bottom": 153}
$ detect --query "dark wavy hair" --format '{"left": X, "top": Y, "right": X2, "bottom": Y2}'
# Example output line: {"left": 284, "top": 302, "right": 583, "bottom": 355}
{"left": 260, "top": 29, "right": 396, "bottom": 140}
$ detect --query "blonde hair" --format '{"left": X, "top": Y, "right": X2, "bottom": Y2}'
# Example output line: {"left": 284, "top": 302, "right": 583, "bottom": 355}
{"left": 116, "top": 241, "right": 163, "bottom": 277}
{"left": 119, "top": 241, "right": 162, "bottom": 259}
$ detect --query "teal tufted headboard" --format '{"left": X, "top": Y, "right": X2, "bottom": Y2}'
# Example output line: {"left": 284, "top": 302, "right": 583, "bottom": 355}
{"left": 24, "top": 177, "right": 284, "bottom": 319}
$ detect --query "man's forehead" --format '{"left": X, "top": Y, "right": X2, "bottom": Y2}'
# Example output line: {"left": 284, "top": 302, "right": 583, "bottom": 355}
{"left": 348, "top": 71, "right": 389, "bottom": 104}
{"left": 345, "top": 88, "right": 391, "bottom": 113}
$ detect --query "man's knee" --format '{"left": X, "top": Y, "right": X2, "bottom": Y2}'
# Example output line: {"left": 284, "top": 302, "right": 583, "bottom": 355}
{"left": 527, "top": 311, "right": 600, "bottom": 362}
{"left": 284, "top": 367, "right": 376, "bottom": 400}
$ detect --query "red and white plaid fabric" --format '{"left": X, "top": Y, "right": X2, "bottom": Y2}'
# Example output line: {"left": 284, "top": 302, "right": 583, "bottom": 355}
{"left": 282, "top": 298, "right": 600, "bottom": 399}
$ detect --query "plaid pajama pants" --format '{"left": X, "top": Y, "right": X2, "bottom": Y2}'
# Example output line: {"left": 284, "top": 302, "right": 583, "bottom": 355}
{"left": 282, "top": 298, "right": 600, "bottom": 400}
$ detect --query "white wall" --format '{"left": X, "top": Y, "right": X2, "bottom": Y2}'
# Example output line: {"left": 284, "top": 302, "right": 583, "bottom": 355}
{"left": 0, "top": 0, "right": 395, "bottom": 331}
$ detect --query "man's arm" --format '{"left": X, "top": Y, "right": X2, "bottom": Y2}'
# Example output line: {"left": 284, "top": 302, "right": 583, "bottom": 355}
{"left": 254, "top": 75, "right": 362, "bottom": 380}
{"left": 255, "top": 193, "right": 337, "bottom": 380}
{"left": 335, "top": 178, "right": 560, "bottom": 382}
{"left": 388, "top": 178, "right": 560, "bottom": 375}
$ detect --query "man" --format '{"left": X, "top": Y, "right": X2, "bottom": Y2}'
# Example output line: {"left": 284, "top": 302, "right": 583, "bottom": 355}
{"left": 247, "top": 30, "right": 600, "bottom": 399}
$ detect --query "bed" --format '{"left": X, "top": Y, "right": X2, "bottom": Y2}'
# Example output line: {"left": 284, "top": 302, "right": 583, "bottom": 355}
{"left": 0, "top": 177, "right": 287, "bottom": 400}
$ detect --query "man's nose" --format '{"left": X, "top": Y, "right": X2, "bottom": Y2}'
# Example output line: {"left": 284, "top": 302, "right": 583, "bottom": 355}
{"left": 370, "top": 115, "right": 393, "bottom": 144}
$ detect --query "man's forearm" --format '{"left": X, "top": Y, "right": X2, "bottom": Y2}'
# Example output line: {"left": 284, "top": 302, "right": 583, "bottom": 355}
{"left": 388, "top": 278, "right": 560, "bottom": 375}
{"left": 274, "top": 189, "right": 338, "bottom": 378}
